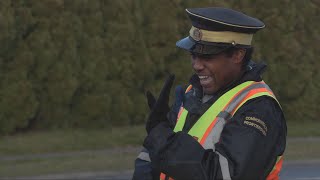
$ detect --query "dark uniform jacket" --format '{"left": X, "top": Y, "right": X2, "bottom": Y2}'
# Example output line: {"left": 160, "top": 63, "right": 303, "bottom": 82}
{"left": 133, "top": 61, "right": 287, "bottom": 180}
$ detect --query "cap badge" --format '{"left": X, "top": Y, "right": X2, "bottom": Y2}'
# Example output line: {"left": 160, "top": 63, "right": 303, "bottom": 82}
{"left": 192, "top": 28, "right": 202, "bottom": 41}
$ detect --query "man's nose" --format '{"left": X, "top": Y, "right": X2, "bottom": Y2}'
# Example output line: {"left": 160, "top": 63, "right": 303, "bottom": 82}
{"left": 192, "top": 57, "right": 205, "bottom": 72}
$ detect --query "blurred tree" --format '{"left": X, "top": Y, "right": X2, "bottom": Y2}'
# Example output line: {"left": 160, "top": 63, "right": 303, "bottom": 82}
{"left": 0, "top": 0, "right": 318, "bottom": 134}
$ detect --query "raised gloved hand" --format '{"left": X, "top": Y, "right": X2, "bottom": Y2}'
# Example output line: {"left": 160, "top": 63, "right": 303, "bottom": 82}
{"left": 172, "top": 85, "right": 185, "bottom": 114}
{"left": 145, "top": 74, "right": 175, "bottom": 134}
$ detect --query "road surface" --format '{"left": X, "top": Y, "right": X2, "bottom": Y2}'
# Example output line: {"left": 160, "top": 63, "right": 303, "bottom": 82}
{"left": 16, "top": 160, "right": 320, "bottom": 180}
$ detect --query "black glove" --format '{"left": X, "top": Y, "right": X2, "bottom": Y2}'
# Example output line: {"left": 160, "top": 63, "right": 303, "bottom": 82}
{"left": 166, "top": 85, "right": 185, "bottom": 127}
{"left": 171, "top": 85, "right": 185, "bottom": 114}
{"left": 145, "top": 74, "right": 175, "bottom": 134}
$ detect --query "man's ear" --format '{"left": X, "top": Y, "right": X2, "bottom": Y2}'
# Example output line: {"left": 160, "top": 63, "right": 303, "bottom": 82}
{"left": 232, "top": 48, "right": 246, "bottom": 64}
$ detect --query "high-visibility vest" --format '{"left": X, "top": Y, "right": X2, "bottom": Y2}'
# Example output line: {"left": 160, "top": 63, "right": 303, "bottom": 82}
{"left": 160, "top": 81, "right": 283, "bottom": 180}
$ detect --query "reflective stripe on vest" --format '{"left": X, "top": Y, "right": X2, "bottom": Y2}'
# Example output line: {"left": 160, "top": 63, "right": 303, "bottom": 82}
{"left": 137, "top": 147, "right": 151, "bottom": 162}
{"left": 266, "top": 156, "right": 283, "bottom": 180}
{"left": 137, "top": 151, "right": 151, "bottom": 162}
{"left": 160, "top": 81, "right": 283, "bottom": 180}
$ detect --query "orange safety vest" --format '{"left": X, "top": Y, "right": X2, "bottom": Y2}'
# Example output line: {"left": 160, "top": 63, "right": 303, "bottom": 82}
{"left": 160, "top": 81, "right": 283, "bottom": 180}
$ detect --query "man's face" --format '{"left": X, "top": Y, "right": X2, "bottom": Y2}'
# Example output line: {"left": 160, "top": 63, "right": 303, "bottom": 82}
{"left": 191, "top": 50, "right": 243, "bottom": 95}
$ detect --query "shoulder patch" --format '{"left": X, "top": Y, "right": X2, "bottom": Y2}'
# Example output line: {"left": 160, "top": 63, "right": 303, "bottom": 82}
{"left": 243, "top": 116, "right": 267, "bottom": 136}
{"left": 245, "top": 116, "right": 268, "bottom": 132}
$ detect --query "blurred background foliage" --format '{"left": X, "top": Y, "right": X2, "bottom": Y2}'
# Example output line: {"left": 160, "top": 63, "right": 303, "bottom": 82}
{"left": 0, "top": 0, "right": 319, "bottom": 134}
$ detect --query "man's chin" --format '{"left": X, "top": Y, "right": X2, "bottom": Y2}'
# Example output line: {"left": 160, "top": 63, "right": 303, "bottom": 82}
{"left": 202, "top": 87, "right": 217, "bottom": 95}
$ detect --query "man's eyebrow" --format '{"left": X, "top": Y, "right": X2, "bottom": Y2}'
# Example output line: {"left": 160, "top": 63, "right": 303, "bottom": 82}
{"left": 191, "top": 53, "right": 217, "bottom": 59}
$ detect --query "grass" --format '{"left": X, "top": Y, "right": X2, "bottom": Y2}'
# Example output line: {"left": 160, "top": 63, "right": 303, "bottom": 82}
{"left": 1, "top": 122, "right": 320, "bottom": 177}
{"left": 0, "top": 125, "right": 145, "bottom": 178}
{"left": 287, "top": 121, "right": 320, "bottom": 137}
{"left": 0, "top": 125, "right": 146, "bottom": 156}
{"left": 0, "top": 148, "right": 138, "bottom": 177}
{"left": 1, "top": 121, "right": 320, "bottom": 156}
{"left": 285, "top": 138, "right": 320, "bottom": 160}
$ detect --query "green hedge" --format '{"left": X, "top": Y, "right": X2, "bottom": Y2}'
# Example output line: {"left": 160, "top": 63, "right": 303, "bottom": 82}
{"left": 0, "top": 0, "right": 319, "bottom": 134}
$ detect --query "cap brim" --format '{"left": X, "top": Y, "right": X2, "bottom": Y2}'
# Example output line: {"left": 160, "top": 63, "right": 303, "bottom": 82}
{"left": 176, "top": 36, "right": 196, "bottom": 51}
{"left": 176, "top": 36, "right": 231, "bottom": 55}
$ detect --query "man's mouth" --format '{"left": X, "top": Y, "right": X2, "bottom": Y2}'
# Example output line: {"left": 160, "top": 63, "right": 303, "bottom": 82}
{"left": 198, "top": 75, "right": 209, "bottom": 79}
{"left": 198, "top": 75, "right": 213, "bottom": 87}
